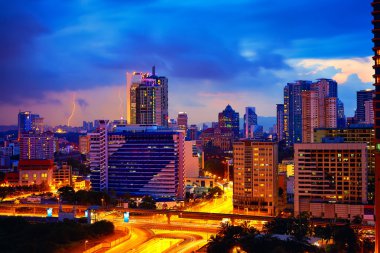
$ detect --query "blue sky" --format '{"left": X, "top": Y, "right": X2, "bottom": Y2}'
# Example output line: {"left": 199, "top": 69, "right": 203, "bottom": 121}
{"left": 0, "top": 0, "right": 374, "bottom": 126}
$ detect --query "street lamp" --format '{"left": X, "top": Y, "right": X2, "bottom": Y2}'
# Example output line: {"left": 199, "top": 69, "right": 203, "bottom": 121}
{"left": 84, "top": 240, "right": 89, "bottom": 250}
{"left": 101, "top": 198, "right": 104, "bottom": 207}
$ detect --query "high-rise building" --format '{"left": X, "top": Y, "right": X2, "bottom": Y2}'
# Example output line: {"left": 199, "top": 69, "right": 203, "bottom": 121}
{"left": 88, "top": 120, "right": 109, "bottom": 191}
{"left": 276, "top": 104, "right": 285, "bottom": 141}
{"left": 365, "top": 99, "right": 374, "bottom": 124}
{"left": 301, "top": 79, "right": 339, "bottom": 143}
{"left": 218, "top": 105, "right": 239, "bottom": 138}
{"left": 89, "top": 124, "right": 185, "bottom": 199}
{"left": 284, "top": 80, "right": 312, "bottom": 146}
{"left": 18, "top": 111, "right": 41, "bottom": 139}
{"left": 294, "top": 143, "right": 367, "bottom": 218}
{"left": 177, "top": 112, "right": 188, "bottom": 132}
{"left": 314, "top": 126, "right": 375, "bottom": 203}
{"left": 233, "top": 141, "right": 278, "bottom": 215}
{"left": 372, "top": 2, "right": 380, "bottom": 250}
{"left": 355, "top": 89, "right": 374, "bottom": 123}
{"left": 19, "top": 131, "right": 56, "bottom": 160}
{"left": 188, "top": 124, "right": 199, "bottom": 140}
{"left": 200, "top": 127, "right": 234, "bottom": 151}
{"left": 337, "top": 99, "right": 346, "bottom": 128}
{"left": 126, "top": 67, "right": 168, "bottom": 127}
{"left": 244, "top": 107, "right": 257, "bottom": 138}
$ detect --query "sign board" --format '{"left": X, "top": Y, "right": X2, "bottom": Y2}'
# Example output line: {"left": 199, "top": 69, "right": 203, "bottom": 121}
{"left": 123, "top": 212, "right": 130, "bottom": 223}
{"left": 47, "top": 208, "right": 53, "bottom": 217}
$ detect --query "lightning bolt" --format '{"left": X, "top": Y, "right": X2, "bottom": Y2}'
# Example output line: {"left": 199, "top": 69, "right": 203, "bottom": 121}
{"left": 67, "top": 93, "right": 76, "bottom": 126}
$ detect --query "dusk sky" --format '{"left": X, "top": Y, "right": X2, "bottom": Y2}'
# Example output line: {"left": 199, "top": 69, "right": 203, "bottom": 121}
{"left": 0, "top": 0, "right": 374, "bottom": 126}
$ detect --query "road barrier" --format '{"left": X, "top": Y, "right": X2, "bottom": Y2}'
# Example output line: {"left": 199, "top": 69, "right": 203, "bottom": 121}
{"left": 83, "top": 229, "right": 131, "bottom": 253}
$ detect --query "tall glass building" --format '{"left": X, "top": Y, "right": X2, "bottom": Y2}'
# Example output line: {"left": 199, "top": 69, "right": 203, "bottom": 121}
{"left": 89, "top": 124, "right": 185, "bottom": 199}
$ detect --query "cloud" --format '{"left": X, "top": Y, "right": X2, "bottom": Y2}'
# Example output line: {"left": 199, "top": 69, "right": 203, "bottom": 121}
{"left": 76, "top": 98, "right": 89, "bottom": 108}
{"left": 290, "top": 57, "right": 373, "bottom": 83}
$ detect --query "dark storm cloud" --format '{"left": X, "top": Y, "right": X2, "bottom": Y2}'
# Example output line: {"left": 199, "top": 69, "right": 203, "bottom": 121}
{"left": 76, "top": 98, "right": 89, "bottom": 108}
{"left": 0, "top": 0, "right": 372, "bottom": 107}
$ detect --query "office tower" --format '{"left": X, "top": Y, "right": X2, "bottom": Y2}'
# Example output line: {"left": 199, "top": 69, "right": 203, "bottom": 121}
{"left": 314, "top": 125, "right": 375, "bottom": 203}
{"left": 372, "top": 2, "right": 380, "bottom": 251}
{"left": 218, "top": 105, "right": 239, "bottom": 138}
{"left": 126, "top": 67, "right": 168, "bottom": 127}
{"left": 188, "top": 124, "right": 199, "bottom": 140}
{"left": 283, "top": 80, "right": 312, "bottom": 146}
{"left": 88, "top": 120, "right": 109, "bottom": 191}
{"left": 233, "top": 141, "right": 278, "bottom": 215}
{"left": 301, "top": 90, "right": 319, "bottom": 143}
{"left": 244, "top": 107, "right": 257, "bottom": 138}
{"left": 20, "top": 131, "right": 56, "bottom": 160}
{"left": 200, "top": 127, "right": 234, "bottom": 151}
{"left": 337, "top": 99, "right": 346, "bottom": 128}
{"left": 18, "top": 111, "right": 40, "bottom": 139}
{"left": 177, "top": 112, "right": 188, "bottom": 132}
{"left": 365, "top": 99, "right": 374, "bottom": 124}
{"left": 89, "top": 124, "right": 185, "bottom": 199}
{"left": 276, "top": 104, "right": 285, "bottom": 141}
{"left": 294, "top": 143, "right": 367, "bottom": 218}
{"left": 301, "top": 79, "right": 338, "bottom": 143}
{"left": 355, "top": 89, "right": 374, "bottom": 123}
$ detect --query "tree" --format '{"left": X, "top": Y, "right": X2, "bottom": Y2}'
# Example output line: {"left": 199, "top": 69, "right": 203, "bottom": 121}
{"left": 139, "top": 196, "right": 156, "bottom": 209}
{"left": 0, "top": 187, "right": 9, "bottom": 202}
{"left": 332, "top": 225, "right": 359, "bottom": 253}
{"left": 57, "top": 186, "right": 75, "bottom": 203}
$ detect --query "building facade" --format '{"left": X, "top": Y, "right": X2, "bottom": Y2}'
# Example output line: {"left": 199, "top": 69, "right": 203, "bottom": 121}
{"left": 314, "top": 125, "right": 375, "bottom": 203}
{"left": 294, "top": 143, "right": 367, "bottom": 218}
{"left": 177, "top": 112, "right": 188, "bottom": 132}
{"left": 18, "top": 111, "right": 41, "bottom": 139}
{"left": 284, "top": 80, "right": 312, "bottom": 146}
{"left": 19, "top": 159, "right": 54, "bottom": 186}
{"left": 233, "top": 141, "right": 278, "bottom": 215}
{"left": 126, "top": 67, "right": 168, "bottom": 127}
{"left": 276, "top": 104, "right": 285, "bottom": 141}
{"left": 218, "top": 105, "right": 239, "bottom": 138}
{"left": 89, "top": 125, "right": 185, "bottom": 199}
{"left": 244, "top": 107, "right": 258, "bottom": 138}
{"left": 355, "top": 89, "right": 374, "bottom": 123}
{"left": 20, "top": 131, "right": 56, "bottom": 160}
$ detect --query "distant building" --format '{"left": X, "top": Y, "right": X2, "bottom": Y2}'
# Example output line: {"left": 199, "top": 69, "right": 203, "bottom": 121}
{"left": 184, "top": 141, "right": 199, "bottom": 178}
{"left": 218, "top": 105, "right": 239, "bottom": 138}
{"left": 355, "top": 89, "right": 374, "bottom": 123}
{"left": 233, "top": 140, "right": 278, "bottom": 215}
{"left": 79, "top": 135, "right": 90, "bottom": 155}
{"left": 284, "top": 80, "right": 312, "bottom": 146}
{"left": 177, "top": 112, "right": 188, "bottom": 132}
{"left": 188, "top": 124, "right": 199, "bottom": 140}
{"left": 244, "top": 107, "right": 257, "bottom": 138}
{"left": 276, "top": 104, "right": 285, "bottom": 141}
{"left": 337, "top": 99, "right": 346, "bottom": 128}
{"left": 364, "top": 99, "right": 374, "bottom": 124}
{"left": 20, "top": 131, "right": 56, "bottom": 160}
{"left": 18, "top": 111, "right": 41, "bottom": 139}
{"left": 200, "top": 127, "right": 234, "bottom": 151}
{"left": 19, "top": 159, "right": 54, "bottom": 186}
{"left": 294, "top": 143, "right": 367, "bottom": 218}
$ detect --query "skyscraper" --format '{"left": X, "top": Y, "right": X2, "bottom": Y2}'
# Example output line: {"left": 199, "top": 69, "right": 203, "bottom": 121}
{"left": 244, "top": 107, "right": 257, "bottom": 138}
{"left": 126, "top": 67, "right": 168, "bottom": 127}
{"left": 371, "top": 2, "right": 380, "bottom": 251}
{"left": 337, "top": 99, "right": 346, "bottom": 128}
{"left": 276, "top": 104, "right": 285, "bottom": 141}
{"left": 18, "top": 111, "right": 41, "bottom": 139}
{"left": 355, "top": 89, "right": 374, "bottom": 123}
{"left": 218, "top": 105, "right": 239, "bottom": 138}
{"left": 301, "top": 79, "right": 339, "bottom": 143}
{"left": 283, "top": 80, "right": 312, "bottom": 146}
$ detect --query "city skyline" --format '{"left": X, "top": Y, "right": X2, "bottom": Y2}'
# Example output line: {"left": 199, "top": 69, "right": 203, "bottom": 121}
{"left": 0, "top": 0, "right": 374, "bottom": 126}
